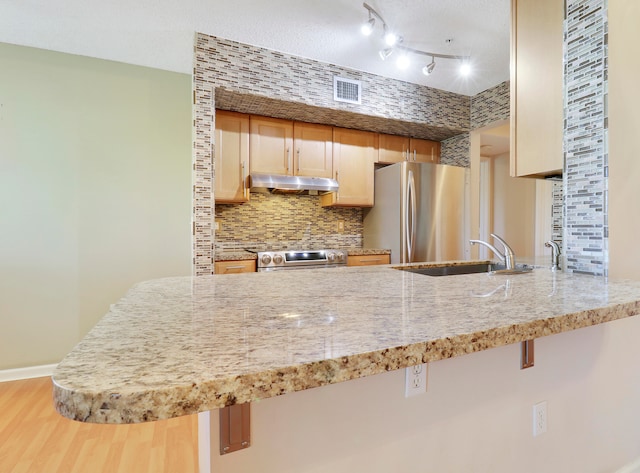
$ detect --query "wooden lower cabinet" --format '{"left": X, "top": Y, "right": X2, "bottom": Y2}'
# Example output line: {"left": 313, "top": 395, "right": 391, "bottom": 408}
{"left": 347, "top": 254, "right": 391, "bottom": 266}
{"left": 215, "top": 260, "right": 256, "bottom": 274}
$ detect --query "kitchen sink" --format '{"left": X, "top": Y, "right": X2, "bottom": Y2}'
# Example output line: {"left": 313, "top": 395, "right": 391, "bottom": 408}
{"left": 397, "top": 263, "right": 533, "bottom": 277}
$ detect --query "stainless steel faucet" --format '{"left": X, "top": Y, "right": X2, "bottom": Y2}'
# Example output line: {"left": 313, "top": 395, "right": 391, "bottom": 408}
{"left": 545, "top": 240, "right": 561, "bottom": 270}
{"left": 469, "top": 233, "right": 516, "bottom": 270}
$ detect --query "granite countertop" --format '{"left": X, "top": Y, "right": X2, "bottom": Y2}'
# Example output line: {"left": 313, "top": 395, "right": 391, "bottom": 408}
{"left": 215, "top": 250, "right": 257, "bottom": 261}
{"left": 343, "top": 248, "right": 391, "bottom": 256}
{"left": 53, "top": 262, "right": 640, "bottom": 424}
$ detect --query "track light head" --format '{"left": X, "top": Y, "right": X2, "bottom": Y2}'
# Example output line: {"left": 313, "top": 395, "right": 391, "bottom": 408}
{"left": 459, "top": 61, "right": 472, "bottom": 76}
{"left": 384, "top": 31, "right": 400, "bottom": 46}
{"left": 422, "top": 58, "right": 436, "bottom": 76}
{"left": 379, "top": 48, "right": 393, "bottom": 60}
{"left": 361, "top": 17, "right": 375, "bottom": 36}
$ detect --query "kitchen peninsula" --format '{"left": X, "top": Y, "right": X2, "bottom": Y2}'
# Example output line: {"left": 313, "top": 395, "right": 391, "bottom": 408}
{"left": 53, "top": 263, "right": 640, "bottom": 423}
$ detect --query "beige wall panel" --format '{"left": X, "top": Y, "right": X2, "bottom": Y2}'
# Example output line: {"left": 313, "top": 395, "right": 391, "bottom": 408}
{"left": 0, "top": 43, "right": 192, "bottom": 369}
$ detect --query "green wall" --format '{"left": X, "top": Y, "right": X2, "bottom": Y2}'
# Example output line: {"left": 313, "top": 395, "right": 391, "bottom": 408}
{"left": 0, "top": 43, "right": 192, "bottom": 370}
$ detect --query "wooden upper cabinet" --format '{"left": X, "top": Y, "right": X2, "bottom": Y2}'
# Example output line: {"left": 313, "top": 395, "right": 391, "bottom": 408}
{"left": 293, "top": 123, "right": 333, "bottom": 178}
{"left": 378, "top": 134, "right": 410, "bottom": 164}
{"left": 214, "top": 110, "right": 250, "bottom": 203}
{"left": 510, "top": 0, "right": 563, "bottom": 177}
{"left": 249, "top": 116, "right": 293, "bottom": 175}
{"left": 409, "top": 138, "right": 440, "bottom": 163}
{"left": 321, "top": 128, "right": 377, "bottom": 207}
{"left": 250, "top": 117, "right": 333, "bottom": 178}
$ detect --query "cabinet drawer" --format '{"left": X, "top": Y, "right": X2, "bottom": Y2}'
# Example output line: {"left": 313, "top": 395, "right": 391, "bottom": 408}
{"left": 347, "top": 254, "right": 390, "bottom": 266}
{"left": 215, "top": 260, "right": 256, "bottom": 274}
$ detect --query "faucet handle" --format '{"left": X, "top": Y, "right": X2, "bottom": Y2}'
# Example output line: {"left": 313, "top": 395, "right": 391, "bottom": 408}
{"left": 490, "top": 233, "right": 516, "bottom": 270}
{"left": 490, "top": 233, "right": 514, "bottom": 256}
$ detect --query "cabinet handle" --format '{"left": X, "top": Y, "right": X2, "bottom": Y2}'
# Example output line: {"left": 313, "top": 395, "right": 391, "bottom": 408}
{"left": 413, "top": 149, "right": 416, "bottom": 161}
{"left": 297, "top": 148, "right": 300, "bottom": 172}
{"left": 286, "top": 147, "right": 290, "bottom": 171}
{"left": 361, "top": 258, "right": 382, "bottom": 262}
{"left": 241, "top": 161, "right": 246, "bottom": 198}
{"left": 335, "top": 171, "right": 339, "bottom": 200}
{"left": 225, "top": 265, "right": 246, "bottom": 270}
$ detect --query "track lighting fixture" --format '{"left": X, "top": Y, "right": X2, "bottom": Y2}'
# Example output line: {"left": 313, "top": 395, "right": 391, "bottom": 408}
{"left": 361, "top": 2, "right": 471, "bottom": 77}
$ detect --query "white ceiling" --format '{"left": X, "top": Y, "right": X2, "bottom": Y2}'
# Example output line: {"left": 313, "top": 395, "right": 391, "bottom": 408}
{"left": 0, "top": 0, "right": 510, "bottom": 96}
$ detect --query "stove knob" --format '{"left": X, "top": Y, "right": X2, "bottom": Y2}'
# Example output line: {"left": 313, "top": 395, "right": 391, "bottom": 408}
{"left": 327, "top": 253, "right": 336, "bottom": 262}
{"left": 273, "top": 254, "right": 283, "bottom": 264}
{"left": 261, "top": 254, "right": 272, "bottom": 265}
{"left": 336, "top": 252, "right": 345, "bottom": 262}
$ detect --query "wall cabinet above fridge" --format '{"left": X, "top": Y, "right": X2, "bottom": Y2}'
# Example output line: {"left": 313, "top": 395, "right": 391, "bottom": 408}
{"left": 378, "top": 134, "right": 440, "bottom": 165}
{"left": 510, "top": 0, "right": 564, "bottom": 178}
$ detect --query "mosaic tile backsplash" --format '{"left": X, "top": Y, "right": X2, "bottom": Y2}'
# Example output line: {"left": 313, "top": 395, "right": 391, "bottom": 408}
{"left": 563, "top": 0, "right": 608, "bottom": 276}
{"left": 215, "top": 193, "right": 362, "bottom": 252}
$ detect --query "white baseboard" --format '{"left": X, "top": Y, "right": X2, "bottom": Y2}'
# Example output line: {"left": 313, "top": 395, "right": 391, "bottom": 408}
{"left": 0, "top": 363, "right": 58, "bottom": 383}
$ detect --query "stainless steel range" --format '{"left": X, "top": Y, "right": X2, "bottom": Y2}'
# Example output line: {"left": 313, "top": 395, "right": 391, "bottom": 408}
{"left": 257, "top": 249, "right": 348, "bottom": 272}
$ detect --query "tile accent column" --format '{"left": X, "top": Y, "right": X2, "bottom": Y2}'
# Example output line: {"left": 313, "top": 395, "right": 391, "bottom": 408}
{"left": 563, "top": 0, "right": 608, "bottom": 275}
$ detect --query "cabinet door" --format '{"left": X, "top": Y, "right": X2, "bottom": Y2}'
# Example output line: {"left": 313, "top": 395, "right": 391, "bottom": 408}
{"left": 321, "top": 128, "right": 377, "bottom": 207}
{"left": 378, "top": 134, "right": 410, "bottom": 164}
{"left": 214, "top": 111, "right": 250, "bottom": 203}
{"left": 293, "top": 123, "right": 333, "bottom": 178}
{"left": 409, "top": 138, "right": 440, "bottom": 163}
{"left": 250, "top": 116, "right": 294, "bottom": 175}
{"left": 510, "top": 0, "right": 563, "bottom": 177}
{"left": 215, "top": 260, "right": 256, "bottom": 274}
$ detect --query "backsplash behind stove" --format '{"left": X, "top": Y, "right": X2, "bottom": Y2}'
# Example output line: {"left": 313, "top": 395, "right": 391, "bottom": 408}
{"left": 215, "top": 192, "right": 363, "bottom": 252}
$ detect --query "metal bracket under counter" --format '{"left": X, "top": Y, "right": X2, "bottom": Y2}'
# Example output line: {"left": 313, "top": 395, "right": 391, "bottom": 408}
{"left": 521, "top": 340, "right": 535, "bottom": 369}
{"left": 219, "top": 403, "right": 251, "bottom": 455}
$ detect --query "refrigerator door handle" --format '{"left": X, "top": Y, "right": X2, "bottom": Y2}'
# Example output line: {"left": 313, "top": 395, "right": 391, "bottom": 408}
{"left": 406, "top": 170, "right": 417, "bottom": 263}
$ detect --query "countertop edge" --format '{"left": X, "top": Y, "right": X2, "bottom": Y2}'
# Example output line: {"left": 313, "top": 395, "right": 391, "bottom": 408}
{"left": 52, "top": 297, "right": 640, "bottom": 424}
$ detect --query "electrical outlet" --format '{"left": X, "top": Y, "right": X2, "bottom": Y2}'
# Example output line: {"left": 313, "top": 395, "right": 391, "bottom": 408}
{"left": 214, "top": 221, "right": 220, "bottom": 231}
{"left": 533, "top": 401, "right": 548, "bottom": 436}
{"left": 337, "top": 221, "right": 345, "bottom": 232}
{"left": 405, "top": 363, "right": 428, "bottom": 397}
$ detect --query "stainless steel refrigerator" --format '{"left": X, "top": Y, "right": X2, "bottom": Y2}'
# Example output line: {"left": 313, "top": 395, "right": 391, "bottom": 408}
{"left": 363, "top": 161, "right": 470, "bottom": 264}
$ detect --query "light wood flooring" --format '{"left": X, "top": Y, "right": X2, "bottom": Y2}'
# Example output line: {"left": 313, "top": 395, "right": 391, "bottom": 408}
{"left": 0, "top": 377, "right": 198, "bottom": 473}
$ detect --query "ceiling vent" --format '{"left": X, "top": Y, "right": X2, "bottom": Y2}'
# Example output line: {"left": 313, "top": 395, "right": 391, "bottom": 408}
{"left": 333, "top": 76, "right": 362, "bottom": 104}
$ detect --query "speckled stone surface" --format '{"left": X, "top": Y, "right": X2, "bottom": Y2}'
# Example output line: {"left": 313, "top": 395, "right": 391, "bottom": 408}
{"left": 53, "top": 263, "right": 640, "bottom": 424}
{"left": 344, "top": 248, "right": 391, "bottom": 256}
{"left": 214, "top": 250, "right": 257, "bottom": 262}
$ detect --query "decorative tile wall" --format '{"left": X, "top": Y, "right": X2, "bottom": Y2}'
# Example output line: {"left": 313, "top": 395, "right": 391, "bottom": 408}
{"left": 194, "top": 33, "right": 473, "bottom": 274}
{"left": 441, "top": 81, "right": 510, "bottom": 168}
{"left": 441, "top": 134, "right": 470, "bottom": 167}
{"left": 563, "top": 0, "right": 608, "bottom": 276}
{"left": 470, "top": 81, "right": 511, "bottom": 130}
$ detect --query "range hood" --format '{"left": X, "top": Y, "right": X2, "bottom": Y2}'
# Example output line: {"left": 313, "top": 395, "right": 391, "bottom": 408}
{"left": 249, "top": 173, "right": 339, "bottom": 193}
